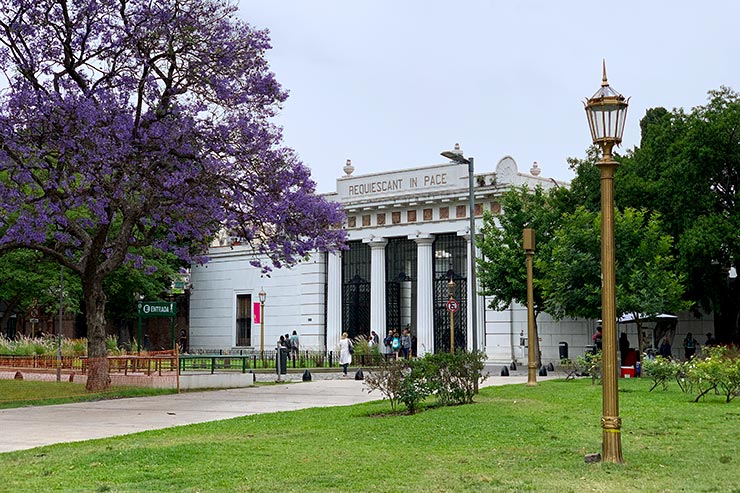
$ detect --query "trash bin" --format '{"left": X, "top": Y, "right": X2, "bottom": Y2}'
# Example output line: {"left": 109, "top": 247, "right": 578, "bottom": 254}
{"left": 276, "top": 347, "right": 288, "bottom": 375}
{"left": 558, "top": 341, "right": 568, "bottom": 360}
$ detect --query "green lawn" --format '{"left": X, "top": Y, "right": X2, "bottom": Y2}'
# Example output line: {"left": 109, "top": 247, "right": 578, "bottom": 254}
{"left": 0, "top": 380, "right": 175, "bottom": 409}
{"left": 0, "top": 378, "right": 737, "bottom": 492}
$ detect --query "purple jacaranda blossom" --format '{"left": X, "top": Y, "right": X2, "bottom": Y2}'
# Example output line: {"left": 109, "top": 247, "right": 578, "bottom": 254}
{"left": 0, "top": 0, "right": 346, "bottom": 390}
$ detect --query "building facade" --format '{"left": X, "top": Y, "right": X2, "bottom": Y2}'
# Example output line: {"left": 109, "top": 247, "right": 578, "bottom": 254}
{"left": 189, "top": 147, "right": 711, "bottom": 363}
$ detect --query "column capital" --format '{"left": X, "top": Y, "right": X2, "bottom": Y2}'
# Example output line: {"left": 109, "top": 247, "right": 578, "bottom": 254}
{"left": 363, "top": 236, "right": 388, "bottom": 248}
{"left": 409, "top": 232, "right": 434, "bottom": 245}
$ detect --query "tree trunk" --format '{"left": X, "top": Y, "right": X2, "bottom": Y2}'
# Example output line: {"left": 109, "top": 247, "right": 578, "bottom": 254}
{"left": 84, "top": 277, "right": 110, "bottom": 391}
{"left": 0, "top": 294, "right": 21, "bottom": 334}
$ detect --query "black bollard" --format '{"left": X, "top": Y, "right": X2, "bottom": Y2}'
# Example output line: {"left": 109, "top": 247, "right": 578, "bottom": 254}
{"left": 249, "top": 369, "right": 256, "bottom": 384}
{"left": 539, "top": 366, "right": 548, "bottom": 376}
{"left": 547, "top": 362, "right": 555, "bottom": 372}
{"left": 510, "top": 361, "right": 517, "bottom": 371}
{"left": 354, "top": 368, "right": 364, "bottom": 380}
{"left": 302, "top": 369, "right": 312, "bottom": 381}
{"left": 500, "top": 366, "right": 510, "bottom": 376}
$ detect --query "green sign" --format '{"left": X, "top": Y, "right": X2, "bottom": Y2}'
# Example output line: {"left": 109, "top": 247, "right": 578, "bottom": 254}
{"left": 137, "top": 301, "right": 176, "bottom": 318}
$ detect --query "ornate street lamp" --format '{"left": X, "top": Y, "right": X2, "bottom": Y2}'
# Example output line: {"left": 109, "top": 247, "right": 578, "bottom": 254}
{"left": 584, "top": 61, "right": 629, "bottom": 464}
{"left": 258, "top": 288, "right": 267, "bottom": 358}
{"left": 440, "top": 145, "right": 479, "bottom": 356}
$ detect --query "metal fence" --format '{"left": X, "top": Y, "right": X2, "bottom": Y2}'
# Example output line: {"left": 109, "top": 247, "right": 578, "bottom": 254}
{"left": 0, "top": 350, "right": 386, "bottom": 375}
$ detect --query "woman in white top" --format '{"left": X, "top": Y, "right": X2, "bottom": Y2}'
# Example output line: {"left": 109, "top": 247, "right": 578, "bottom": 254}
{"left": 339, "top": 332, "right": 352, "bottom": 376}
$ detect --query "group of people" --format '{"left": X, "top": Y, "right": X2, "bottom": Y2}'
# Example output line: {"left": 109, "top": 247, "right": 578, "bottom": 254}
{"left": 660, "top": 332, "right": 716, "bottom": 360}
{"left": 383, "top": 328, "right": 413, "bottom": 359}
{"left": 337, "top": 327, "right": 414, "bottom": 377}
{"left": 278, "top": 330, "right": 300, "bottom": 357}
{"left": 594, "top": 325, "right": 719, "bottom": 361}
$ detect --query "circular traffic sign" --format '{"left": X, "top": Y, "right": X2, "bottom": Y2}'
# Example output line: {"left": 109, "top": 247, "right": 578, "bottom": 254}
{"left": 446, "top": 299, "right": 459, "bottom": 313}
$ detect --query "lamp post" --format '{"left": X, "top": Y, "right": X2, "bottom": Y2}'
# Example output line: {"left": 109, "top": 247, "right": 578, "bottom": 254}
{"left": 523, "top": 228, "right": 537, "bottom": 386}
{"left": 447, "top": 277, "right": 456, "bottom": 352}
{"left": 584, "top": 61, "right": 629, "bottom": 464}
{"left": 440, "top": 146, "right": 479, "bottom": 355}
{"left": 258, "top": 289, "right": 266, "bottom": 358}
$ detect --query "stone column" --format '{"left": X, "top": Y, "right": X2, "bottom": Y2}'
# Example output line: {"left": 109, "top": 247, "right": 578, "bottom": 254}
{"left": 326, "top": 251, "right": 343, "bottom": 352}
{"left": 414, "top": 234, "right": 434, "bottom": 356}
{"left": 367, "top": 238, "right": 388, "bottom": 346}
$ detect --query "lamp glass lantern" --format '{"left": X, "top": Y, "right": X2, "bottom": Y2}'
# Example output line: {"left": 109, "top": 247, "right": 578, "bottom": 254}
{"left": 584, "top": 63, "right": 630, "bottom": 157}
{"left": 258, "top": 290, "right": 266, "bottom": 304}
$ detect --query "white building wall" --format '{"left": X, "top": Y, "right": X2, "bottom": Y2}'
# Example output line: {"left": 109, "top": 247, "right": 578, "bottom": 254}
{"left": 190, "top": 248, "right": 324, "bottom": 352}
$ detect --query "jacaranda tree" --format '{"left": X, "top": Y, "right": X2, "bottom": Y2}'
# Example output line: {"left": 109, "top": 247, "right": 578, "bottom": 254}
{"left": 0, "top": 0, "right": 346, "bottom": 390}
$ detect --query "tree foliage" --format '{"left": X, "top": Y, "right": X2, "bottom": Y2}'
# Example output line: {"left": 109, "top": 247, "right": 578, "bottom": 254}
{"left": 477, "top": 185, "right": 565, "bottom": 316}
{"left": 540, "top": 207, "right": 689, "bottom": 332}
{"left": 0, "top": 0, "right": 345, "bottom": 389}
{"left": 617, "top": 87, "right": 740, "bottom": 341}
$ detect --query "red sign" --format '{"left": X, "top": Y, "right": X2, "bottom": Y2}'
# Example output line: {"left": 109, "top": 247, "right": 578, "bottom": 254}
{"left": 253, "top": 302, "right": 261, "bottom": 323}
{"left": 446, "top": 299, "right": 459, "bottom": 313}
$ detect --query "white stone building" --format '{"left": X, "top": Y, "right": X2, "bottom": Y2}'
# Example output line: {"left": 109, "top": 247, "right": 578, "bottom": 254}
{"left": 188, "top": 146, "right": 711, "bottom": 363}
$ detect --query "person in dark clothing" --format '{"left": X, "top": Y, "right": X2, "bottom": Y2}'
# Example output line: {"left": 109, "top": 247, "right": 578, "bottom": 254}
{"left": 592, "top": 326, "right": 603, "bottom": 352}
{"left": 659, "top": 336, "right": 672, "bottom": 359}
{"left": 619, "top": 333, "right": 630, "bottom": 365}
{"left": 705, "top": 332, "right": 717, "bottom": 346}
{"left": 683, "top": 332, "right": 699, "bottom": 360}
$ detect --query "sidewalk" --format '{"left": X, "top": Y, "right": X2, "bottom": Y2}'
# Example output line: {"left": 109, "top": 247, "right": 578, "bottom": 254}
{"left": 0, "top": 370, "right": 560, "bottom": 453}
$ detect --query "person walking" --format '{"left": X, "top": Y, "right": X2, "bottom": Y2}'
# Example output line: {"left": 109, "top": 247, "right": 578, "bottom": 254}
{"left": 290, "top": 330, "right": 300, "bottom": 358}
{"left": 400, "top": 328, "right": 412, "bottom": 360}
{"left": 339, "top": 332, "right": 352, "bottom": 377}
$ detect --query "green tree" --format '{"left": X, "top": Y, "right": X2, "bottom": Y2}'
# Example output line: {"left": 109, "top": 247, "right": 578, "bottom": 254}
{"left": 541, "top": 207, "right": 689, "bottom": 352}
{"left": 477, "top": 185, "right": 566, "bottom": 360}
{"left": 0, "top": 250, "right": 82, "bottom": 335}
{"left": 618, "top": 87, "right": 740, "bottom": 342}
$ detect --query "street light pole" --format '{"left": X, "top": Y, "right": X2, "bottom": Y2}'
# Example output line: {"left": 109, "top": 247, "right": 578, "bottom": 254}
{"left": 584, "top": 61, "right": 630, "bottom": 464}
{"left": 523, "top": 228, "right": 537, "bottom": 386}
{"left": 441, "top": 146, "right": 478, "bottom": 355}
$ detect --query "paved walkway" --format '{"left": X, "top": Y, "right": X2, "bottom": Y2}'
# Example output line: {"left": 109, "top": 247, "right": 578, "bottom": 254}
{"left": 0, "top": 370, "right": 560, "bottom": 453}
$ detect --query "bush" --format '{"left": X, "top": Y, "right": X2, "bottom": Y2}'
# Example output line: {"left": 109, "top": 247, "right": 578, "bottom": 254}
{"left": 364, "top": 358, "right": 406, "bottom": 412}
{"left": 685, "top": 346, "right": 740, "bottom": 403}
{"left": 576, "top": 351, "right": 602, "bottom": 385}
{"left": 641, "top": 356, "right": 678, "bottom": 391}
{"left": 425, "top": 350, "right": 487, "bottom": 405}
{"left": 365, "top": 351, "right": 488, "bottom": 413}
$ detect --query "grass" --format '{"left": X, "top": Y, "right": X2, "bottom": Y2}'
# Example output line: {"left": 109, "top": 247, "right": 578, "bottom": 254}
{"left": 0, "top": 380, "right": 175, "bottom": 409}
{"left": 0, "top": 378, "right": 738, "bottom": 492}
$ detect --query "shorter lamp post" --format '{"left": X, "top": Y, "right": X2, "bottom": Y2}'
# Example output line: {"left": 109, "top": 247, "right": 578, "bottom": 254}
{"left": 523, "top": 228, "right": 537, "bottom": 386}
{"left": 259, "top": 289, "right": 266, "bottom": 359}
{"left": 441, "top": 146, "right": 478, "bottom": 354}
{"left": 584, "top": 61, "right": 629, "bottom": 464}
{"left": 447, "top": 277, "right": 456, "bottom": 352}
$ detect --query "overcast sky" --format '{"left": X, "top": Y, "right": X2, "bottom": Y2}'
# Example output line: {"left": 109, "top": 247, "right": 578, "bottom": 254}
{"left": 238, "top": 1, "right": 739, "bottom": 193}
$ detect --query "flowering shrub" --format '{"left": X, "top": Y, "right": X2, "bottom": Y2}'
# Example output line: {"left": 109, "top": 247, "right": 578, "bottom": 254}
{"left": 685, "top": 346, "right": 740, "bottom": 403}
{"left": 576, "top": 351, "right": 602, "bottom": 385}
{"left": 642, "top": 356, "right": 681, "bottom": 391}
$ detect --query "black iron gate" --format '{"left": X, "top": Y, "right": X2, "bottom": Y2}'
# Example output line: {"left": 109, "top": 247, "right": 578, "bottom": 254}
{"left": 433, "top": 271, "right": 467, "bottom": 352}
{"left": 432, "top": 234, "right": 468, "bottom": 352}
{"left": 343, "top": 274, "right": 370, "bottom": 339}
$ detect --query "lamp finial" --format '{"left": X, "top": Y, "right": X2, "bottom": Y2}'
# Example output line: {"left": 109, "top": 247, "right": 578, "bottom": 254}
{"left": 602, "top": 59, "right": 609, "bottom": 87}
